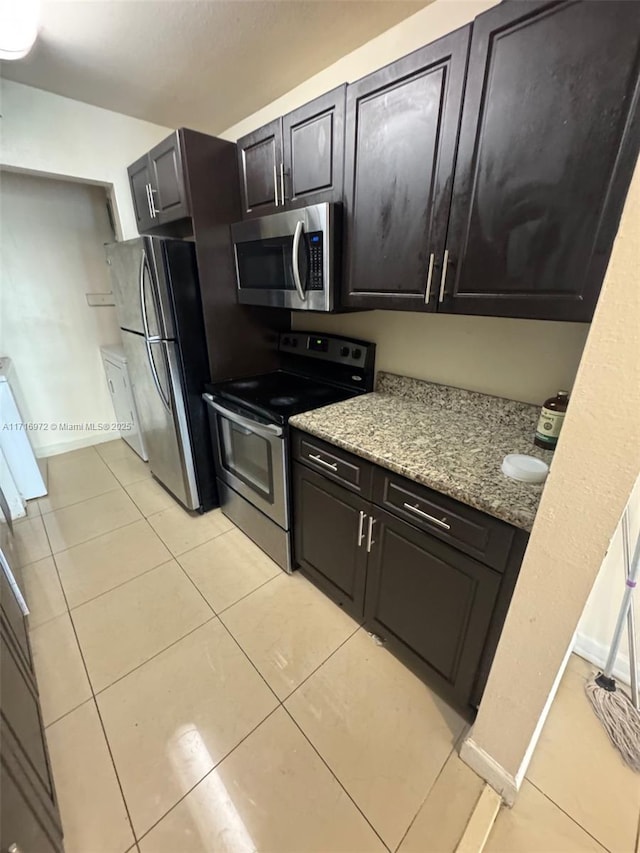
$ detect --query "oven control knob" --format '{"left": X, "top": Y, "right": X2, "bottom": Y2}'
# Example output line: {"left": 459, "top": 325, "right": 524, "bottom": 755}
{"left": 282, "top": 336, "right": 291, "bottom": 346}
{"left": 352, "top": 348, "right": 362, "bottom": 359}
{"left": 340, "top": 346, "right": 349, "bottom": 357}
{"left": 291, "top": 338, "right": 298, "bottom": 347}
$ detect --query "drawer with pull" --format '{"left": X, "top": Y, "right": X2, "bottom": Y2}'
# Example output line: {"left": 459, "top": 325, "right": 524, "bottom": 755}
{"left": 372, "top": 469, "right": 516, "bottom": 572}
{"left": 291, "top": 429, "right": 374, "bottom": 498}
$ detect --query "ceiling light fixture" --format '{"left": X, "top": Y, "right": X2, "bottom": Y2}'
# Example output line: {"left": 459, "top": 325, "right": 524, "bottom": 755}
{"left": 0, "top": 0, "right": 40, "bottom": 61}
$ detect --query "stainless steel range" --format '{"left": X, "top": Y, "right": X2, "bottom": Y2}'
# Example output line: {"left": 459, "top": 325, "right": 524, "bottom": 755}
{"left": 203, "top": 332, "right": 375, "bottom": 572}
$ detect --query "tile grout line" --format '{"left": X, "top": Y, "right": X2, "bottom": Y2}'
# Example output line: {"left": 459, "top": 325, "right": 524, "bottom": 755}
{"left": 40, "top": 515, "right": 140, "bottom": 850}
{"left": 134, "top": 705, "right": 283, "bottom": 846}
{"left": 281, "top": 705, "right": 392, "bottom": 852}
{"left": 57, "top": 555, "right": 175, "bottom": 616}
{"left": 91, "top": 613, "right": 219, "bottom": 698}
{"left": 215, "top": 613, "right": 394, "bottom": 848}
{"left": 526, "top": 779, "right": 614, "bottom": 851}
{"left": 37, "top": 485, "right": 124, "bottom": 518}
{"left": 393, "top": 745, "right": 458, "bottom": 853}
{"left": 215, "top": 570, "right": 282, "bottom": 616}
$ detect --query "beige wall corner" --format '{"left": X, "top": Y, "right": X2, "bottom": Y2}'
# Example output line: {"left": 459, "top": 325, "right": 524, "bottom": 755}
{"left": 463, "top": 154, "right": 640, "bottom": 782}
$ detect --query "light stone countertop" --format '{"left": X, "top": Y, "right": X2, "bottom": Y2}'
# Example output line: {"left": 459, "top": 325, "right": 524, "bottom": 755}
{"left": 289, "top": 372, "right": 554, "bottom": 531}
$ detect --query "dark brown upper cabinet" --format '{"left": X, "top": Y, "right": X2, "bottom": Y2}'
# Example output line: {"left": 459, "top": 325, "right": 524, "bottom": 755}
{"left": 442, "top": 0, "right": 640, "bottom": 322}
{"left": 341, "top": 28, "right": 471, "bottom": 311}
{"left": 128, "top": 128, "right": 232, "bottom": 236}
{"left": 237, "top": 118, "right": 283, "bottom": 218}
{"left": 237, "top": 86, "right": 346, "bottom": 219}
{"left": 282, "top": 85, "right": 346, "bottom": 210}
{"left": 128, "top": 152, "right": 155, "bottom": 233}
{"left": 148, "top": 133, "right": 189, "bottom": 223}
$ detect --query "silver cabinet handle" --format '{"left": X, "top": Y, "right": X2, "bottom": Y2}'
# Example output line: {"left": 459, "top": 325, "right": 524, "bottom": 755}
{"left": 280, "top": 162, "right": 286, "bottom": 205}
{"left": 292, "top": 219, "right": 307, "bottom": 302}
{"left": 366, "top": 516, "right": 376, "bottom": 553}
{"left": 438, "top": 249, "right": 449, "bottom": 302}
{"left": 308, "top": 453, "right": 337, "bottom": 472}
{"left": 403, "top": 502, "right": 451, "bottom": 530}
{"left": 273, "top": 164, "right": 279, "bottom": 206}
{"left": 149, "top": 186, "right": 159, "bottom": 217}
{"left": 145, "top": 183, "right": 154, "bottom": 219}
{"left": 424, "top": 252, "right": 435, "bottom": 304}
{"left": 357, "top": 510, "right": 366, "bottom": 548}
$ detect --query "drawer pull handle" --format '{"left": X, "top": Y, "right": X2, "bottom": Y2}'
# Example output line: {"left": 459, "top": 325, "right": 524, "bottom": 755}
{"left": 357, "top": 510, "right": 366, "bottom": 547}
{"left": 403, "top": 502, "right": 451, "bottom": 530}
{"left": 309, "top": 453, "right": 338, "bottom": 472}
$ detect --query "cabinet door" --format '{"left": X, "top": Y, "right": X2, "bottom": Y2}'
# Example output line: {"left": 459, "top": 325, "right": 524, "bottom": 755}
{"left": 443, "top": 1, "right": 640, "bottom": 322}
{"left": 342, "top": 27, "right": 471, "bottom": 311}
{"left": 0, "top": 624, "right": 62, "bottom": 852}
{"left": 127, "top": 153, "right": 154, "bottom": 233}
{"left": 0, "top": 556, "right": 30, "bottom": 670}
{"left": 1, "top": 760, "right": 61, "bottom": 853}
{"left": 293, "top": 463, "right": 369, "bottom": 621}
{"left": 237, "top": 118, "right": 283, "bottom": 218}
{"left": 282, "top": 85, "right": 346, "bottom": 209}
{"left": 364, "top": 508, "right": 500, "bottom": 707}
{"left": 149, "top": 132, "right": 190, "bottom": 224}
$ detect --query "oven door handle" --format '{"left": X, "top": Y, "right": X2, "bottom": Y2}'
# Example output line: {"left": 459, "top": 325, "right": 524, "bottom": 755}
{"left": 291, "top": 219, "right": 307, "bottom": 302}
{"left": 203, "top": 395, "right": 284, "bottom": 438}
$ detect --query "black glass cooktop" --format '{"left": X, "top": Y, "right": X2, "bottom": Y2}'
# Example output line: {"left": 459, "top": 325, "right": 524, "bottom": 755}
{"left": 206, "top": 370, "right": 360, "bottom": 425}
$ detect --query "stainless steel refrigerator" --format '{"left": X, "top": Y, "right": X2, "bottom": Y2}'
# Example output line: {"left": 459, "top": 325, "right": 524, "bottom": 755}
{"left": 105, "top": 237, "right": 215, "bottom": 512}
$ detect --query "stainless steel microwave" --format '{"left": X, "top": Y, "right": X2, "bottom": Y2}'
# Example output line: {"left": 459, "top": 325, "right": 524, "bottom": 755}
{"left": 230, "top": 202, "right": 339, "bottom": 312}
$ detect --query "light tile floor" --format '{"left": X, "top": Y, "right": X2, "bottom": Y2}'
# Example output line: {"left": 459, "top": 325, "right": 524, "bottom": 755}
{"left": 11, "top": 439, "right": 640, "bottom": 853}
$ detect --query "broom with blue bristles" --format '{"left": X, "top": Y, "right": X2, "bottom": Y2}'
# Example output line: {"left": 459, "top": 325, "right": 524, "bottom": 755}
{"left": 585, "top": 522, "right": 640, "bottom": 772}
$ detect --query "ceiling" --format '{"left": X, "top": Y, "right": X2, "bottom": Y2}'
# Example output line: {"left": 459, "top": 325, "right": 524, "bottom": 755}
{"left": 1, "top": 0, "right": 429, "bottom": 134}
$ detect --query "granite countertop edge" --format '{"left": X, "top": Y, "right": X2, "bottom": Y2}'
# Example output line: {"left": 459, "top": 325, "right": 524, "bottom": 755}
{"left": 289, "top": 375, "right": 551, "bottom": 532}
{"left": 289, "top": 417, "right": 536, "bottom": 531}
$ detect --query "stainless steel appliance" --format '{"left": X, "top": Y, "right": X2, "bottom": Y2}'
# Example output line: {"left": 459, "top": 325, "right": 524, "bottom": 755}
{"left": 231, "top": 202, "right": 340, "bottom": 311}
{"left": 204, "top": 331, "right": 375, "bottom": 571}
{"left": 106, "top": 237, "right": 215, "bottom": 512}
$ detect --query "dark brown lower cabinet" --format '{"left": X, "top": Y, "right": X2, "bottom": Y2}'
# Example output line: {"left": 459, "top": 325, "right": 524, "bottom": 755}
{"left": 293, "top": 463, "right": 368, "bottom": 621}
{"left": 364, "top": 507, "right": 500, "bottom": 708}
{"left": 292, "top": 434, "right": 527, "bottom": 711}
{"left": 0, "top": 549, "right": 63, "bottom": 853}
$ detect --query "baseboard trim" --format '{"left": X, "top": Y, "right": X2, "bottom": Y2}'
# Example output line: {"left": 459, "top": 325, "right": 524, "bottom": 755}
{"left": 459, "top": 738, "right": 519, "bottom": 806}
{"left": 574, "top": 632, "right": 630, "bottom": 685}
{"left": 35, "top": 433, "right": 115, "bottom": 458}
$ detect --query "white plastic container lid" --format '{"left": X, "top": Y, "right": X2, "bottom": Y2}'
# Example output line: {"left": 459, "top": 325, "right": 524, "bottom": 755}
{"left": 502, "top": 454, "right": 549, "bottom": 484}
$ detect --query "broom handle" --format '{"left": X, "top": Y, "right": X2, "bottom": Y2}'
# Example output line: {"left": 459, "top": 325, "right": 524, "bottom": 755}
{"left": 604, "top": 528, "right": 640, "bottom": 679}
{"left": 622, "top": 512, "right": 639, "bottom": 708}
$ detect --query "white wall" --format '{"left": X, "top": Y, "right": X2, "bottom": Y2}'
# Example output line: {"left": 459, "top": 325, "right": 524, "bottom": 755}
{"left": 575, "top": 475, "right": 640, "bottom": 685}
{"left": 221, "top": 0, "right": 590, "bottom": 406}
{"left": 221, "top": 0, "right": 500, "bottom": 141}
{"left": 293, "top": 312, "right": 589, "bottom": 406}
{"left": 0, "top": 79, "right": 170, "bottom": 240}
{"left": 0, "top": 171, "right": 123, "bottom": 455}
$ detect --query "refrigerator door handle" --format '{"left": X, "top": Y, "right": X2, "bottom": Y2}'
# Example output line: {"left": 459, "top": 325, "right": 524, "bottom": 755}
{"left": 146, "top": 339, "right": 171, "bottom": 413}
{"left": 139, "top": 250, "right": 153, "bottom": 340}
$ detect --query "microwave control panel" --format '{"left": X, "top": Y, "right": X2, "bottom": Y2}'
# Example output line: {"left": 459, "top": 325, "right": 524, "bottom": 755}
{"left": 307, "top": 232, "right": 324, "bottom": 291}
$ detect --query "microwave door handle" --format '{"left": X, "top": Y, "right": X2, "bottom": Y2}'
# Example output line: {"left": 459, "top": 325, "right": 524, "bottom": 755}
{"left": 292, "top": 219, "right": 306, "bottom": 302}
{"left": 203, "top": 395, "right": 284, "bottom": 438}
